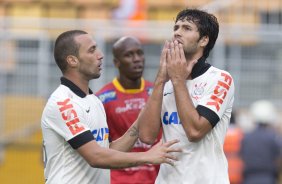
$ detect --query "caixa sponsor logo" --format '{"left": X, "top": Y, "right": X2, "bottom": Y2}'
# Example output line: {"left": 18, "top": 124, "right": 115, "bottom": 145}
{"left": 92, "top": 128, "right": 109, "bottom": 141}
{"left": 162, "top": 112, "right": 182, "bottom": 125}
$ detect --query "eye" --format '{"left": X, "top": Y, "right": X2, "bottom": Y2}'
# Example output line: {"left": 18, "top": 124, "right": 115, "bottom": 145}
{"left": 124, "top": 52, "right": 133, "bottom": 58}
{"left": 173, "top": 25, "right": 179, "bottom": 31}
{"left": 89, "top": 46, "right": 96, "bottom": 53}
{"left": 183, "top": 25, "right": 191, "bottom": 31}
{"left": 137, "top": 50, "right": 144, "bottom": 56}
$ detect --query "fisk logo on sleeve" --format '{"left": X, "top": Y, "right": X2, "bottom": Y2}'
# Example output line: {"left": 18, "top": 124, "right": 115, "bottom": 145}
{"left": 207, "top": 72, "right": 232, "bottom": 111}
{"left": 57, "top": 98, "right": 85, "bottom": 135}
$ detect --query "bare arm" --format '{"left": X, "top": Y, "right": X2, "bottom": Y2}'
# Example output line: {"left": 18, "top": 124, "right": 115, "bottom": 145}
{"left": 77, "top": 138, "right": 181, "bottom": 169}
{"left": 109, "top": 120, "right": 139, "bottom": 152}
{"left": 167, "top": 41, "right": 212, "bottom": 142}
{"left": 138, "top": 41, "right": 169, "bottom": 144}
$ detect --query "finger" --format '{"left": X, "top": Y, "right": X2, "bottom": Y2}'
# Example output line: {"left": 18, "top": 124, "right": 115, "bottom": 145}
{"left": 164, "top": 158, "right": 175, "bottom": 166}
{"left": 174, "top": 40, "right": 180, "bottom": 61}
{"left": 160, "top": 42, "right": 168, "bottom": 64}
{"left": 179, "top": 43, "right": 185, "bottom": 60}
{"left": 170, "top": 41, "right": 176, "bottom": 61}
{"left": 188, "top": 59, "right": 198, "bottom": 69}
{"left": 191, "top": 59, "right": 198, "bottom": 65}
{"left": 163, "top": 40, "right": 170, "bottom": 54}
{"left": 164, "top": 153, "right": 178, "bottom": 161}
{"left": 167, "top": 41, "right": 172, "bottom": 63}
{"left": 167, "top": 147, "right": 182, "bottom": 153}
{"left": 163, "top": 139, "right": 180, "bottom": 147}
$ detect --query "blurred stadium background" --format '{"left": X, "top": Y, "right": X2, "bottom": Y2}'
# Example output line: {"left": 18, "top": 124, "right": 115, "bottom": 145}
{"left": 0, "top": 0, "right": 282, "bottom": 183}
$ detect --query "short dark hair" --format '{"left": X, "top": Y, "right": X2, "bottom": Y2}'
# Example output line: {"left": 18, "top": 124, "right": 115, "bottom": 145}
{"left": 54, "top": 30, "right": 87, "bottom": 73}
{"left": 175, "top": 9, "right": 219, "bottom": 58}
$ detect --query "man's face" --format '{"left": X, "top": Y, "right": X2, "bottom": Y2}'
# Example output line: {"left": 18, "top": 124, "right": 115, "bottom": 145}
{"left": 115, "top": 39, "right": 145, "bottom": 80}
{"left": 173, "top": 19, "right": 203, "bottom": 58}
{"left": 75, "top": 34, "right": 104, "bottom": 80}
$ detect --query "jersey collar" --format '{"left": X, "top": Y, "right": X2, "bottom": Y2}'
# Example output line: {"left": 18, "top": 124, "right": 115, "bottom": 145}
{"left": 191, "top": 56, "right": 211, "bottom": 79}
{"left": 60, "top": 77, "right": 93, "bottom": 98}
{"left": 112, "top": 77, "right": 145, "bottom": 94}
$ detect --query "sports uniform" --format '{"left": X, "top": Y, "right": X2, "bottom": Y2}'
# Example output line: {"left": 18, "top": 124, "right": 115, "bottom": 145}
{"left": 96, "top": 77, "right": 159, "bottom": 184}
{"left": 41, "top": 77, "right": 110, "bottom": 184}
{"left": 156, "top": 58, "right": 235, "bottom": 184}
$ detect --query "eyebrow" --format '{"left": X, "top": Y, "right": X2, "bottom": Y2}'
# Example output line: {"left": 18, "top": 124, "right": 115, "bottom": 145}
{"left": 88, "top": 44, "right": 97, "bottom": 51}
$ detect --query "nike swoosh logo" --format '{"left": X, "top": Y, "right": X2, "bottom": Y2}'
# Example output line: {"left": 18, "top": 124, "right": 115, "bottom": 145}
{"left": 86, "top": 107, "right": 90, "bottom": 113}
{"left": 164, "top": 91, "right": 173, "bottom": 96}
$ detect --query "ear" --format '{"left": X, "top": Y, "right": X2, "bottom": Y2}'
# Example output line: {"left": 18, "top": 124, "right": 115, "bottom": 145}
{"left": 199, "top": 36, "right": 209, "bottom": 47}
{"left": 66, "top": 55, "right": 78, "bottom": 67}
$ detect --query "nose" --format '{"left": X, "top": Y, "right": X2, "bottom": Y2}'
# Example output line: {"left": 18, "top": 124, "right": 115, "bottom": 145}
{"left": 174, "top": 28, "right": 181, "bottom": 38}
{"left": 133, "top": 53, "right": 143, "bottom": 63}
{"left": 96, "top": 49, "right": 104, "bottom": 60}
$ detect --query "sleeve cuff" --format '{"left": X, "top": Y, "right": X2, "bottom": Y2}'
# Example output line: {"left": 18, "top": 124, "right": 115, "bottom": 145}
{"left": 68, "top": 130, "right": 94, "bottom": 149}
{"left": 196, "top": 105, "right": 220, "bottom": 128}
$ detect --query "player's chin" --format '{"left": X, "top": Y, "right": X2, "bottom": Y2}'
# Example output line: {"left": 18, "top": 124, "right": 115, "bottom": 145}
{"left": 91, "top": 72, "right": 101, "bottom": 79}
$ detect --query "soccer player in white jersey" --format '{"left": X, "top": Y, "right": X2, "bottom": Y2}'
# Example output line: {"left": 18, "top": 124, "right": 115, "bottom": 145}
{"left": 41, "top": 30, "right": 181, "bottom": 184}
{"left": 138, "top": 9, "right": 235, "bottom": 184}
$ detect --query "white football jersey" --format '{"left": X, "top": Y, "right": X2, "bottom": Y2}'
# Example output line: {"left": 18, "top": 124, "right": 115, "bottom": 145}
{"left": 156, "top": 66, "right": 234, "bottom": 184}
{"left": 41, "top": 77, "right": 110, "bottom": 184}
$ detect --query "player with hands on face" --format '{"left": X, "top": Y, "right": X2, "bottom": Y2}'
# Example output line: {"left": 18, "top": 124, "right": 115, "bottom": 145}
{"left": 138, "top": 9, "right": 235, "bottom": 184}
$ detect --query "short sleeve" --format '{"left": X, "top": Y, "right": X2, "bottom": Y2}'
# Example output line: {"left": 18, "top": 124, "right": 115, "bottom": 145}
{"left": 197, "top": 71, "right": 235, "bottom": 126}
{"left": 44, "top": 97, "right": 93, "bottom": 144}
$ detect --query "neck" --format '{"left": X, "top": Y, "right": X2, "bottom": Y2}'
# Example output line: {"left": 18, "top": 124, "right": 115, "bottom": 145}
{"left": 63, "top": 72, "right": 89, "bottom": 95}
{"left": 117, "top": 76, "right": 142, "bottom": 89}
{"left": 185, "top": 52, "right": 203, "bottom": 63}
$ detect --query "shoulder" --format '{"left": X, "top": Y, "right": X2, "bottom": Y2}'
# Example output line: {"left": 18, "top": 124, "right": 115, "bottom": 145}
{"left": 205, "top": 66, "right": 231, "bottom": 77}
{"left": 44, "top": 85, "right": 87, "bottom": 115}
{"left": 42, "top": 85, "right": 77, "bottom": 123}
{"left": 203, "top": 67, "right": 234, "bottom": 89}
{"left": 208, "top": 67, "right": 233, "bottom": 80}
{"left": 45, "top": 85, "right": 69, "bottom": 108}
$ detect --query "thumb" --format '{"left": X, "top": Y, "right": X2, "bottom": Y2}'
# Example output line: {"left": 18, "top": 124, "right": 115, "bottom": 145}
{"left": 187, "top": 59, "right": 198, "bottom": 71}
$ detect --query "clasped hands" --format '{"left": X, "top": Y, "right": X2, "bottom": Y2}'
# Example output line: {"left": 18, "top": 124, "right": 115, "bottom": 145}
{"left": 158, "top": 40, "right": 198, "bottom": 84}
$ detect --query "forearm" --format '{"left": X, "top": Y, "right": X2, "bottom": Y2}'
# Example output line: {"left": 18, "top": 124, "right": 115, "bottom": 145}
{"left": 138, "top": 79, "right": 164, "bottom": 144}
{"left": 172, "top": 80, "right": 208, "bottom": 141}
{"left": 110, "top": 121, "right": 139, "bottom": 152}
{"left": 92, "top": 147, "right": 148, "bottom": 169}
{"left": 78, "top": 138, "right": 181, "bottom": 169}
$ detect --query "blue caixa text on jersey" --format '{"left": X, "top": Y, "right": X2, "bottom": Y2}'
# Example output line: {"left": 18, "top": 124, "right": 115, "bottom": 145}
{"left": 162, "top": 112, "right": 182, "bottom": 125}
{"left": 92, "top": 127, "right": 109, "bottom": 141}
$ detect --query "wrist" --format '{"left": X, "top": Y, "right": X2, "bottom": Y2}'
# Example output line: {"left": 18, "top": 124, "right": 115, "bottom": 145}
{"left": 137, "top": 152, "right": 150, "bottom": 165}
{"left": 171, "top": 77, "right": 186, "bottom": 86}
{"left": 154, "top": 78, "right": 166, "bottom": 87}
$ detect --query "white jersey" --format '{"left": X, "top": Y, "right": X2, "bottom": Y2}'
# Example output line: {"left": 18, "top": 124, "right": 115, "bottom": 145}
{"left": 41, "top": 77, "right": 110, "bottom": 184}
{"left": 156, "top": 66, "right": 234, "bottom": 184}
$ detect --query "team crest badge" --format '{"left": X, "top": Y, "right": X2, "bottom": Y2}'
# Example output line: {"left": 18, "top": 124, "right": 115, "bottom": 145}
{"left": 191, "top": 82, "right": 207, "bottom": 100}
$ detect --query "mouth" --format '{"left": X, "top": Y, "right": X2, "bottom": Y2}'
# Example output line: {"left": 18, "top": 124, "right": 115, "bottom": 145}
{"left": 173, "top": 37, "right": 183, "bottom": 45}
{"left": 133, "top": 65, "right": 143, "bottom": 72}
{"left": 98, "top": 63, "right": 102, "bottom": 71}
{"left": 176, "top": 39, "right": 183, "bottom": 45}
